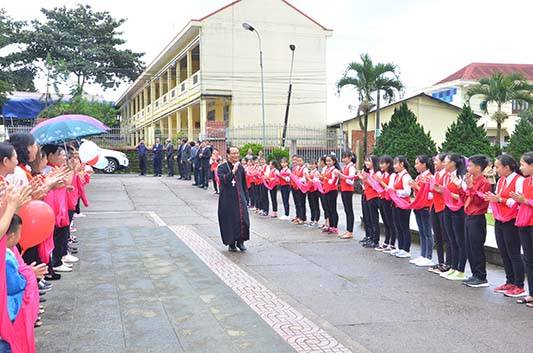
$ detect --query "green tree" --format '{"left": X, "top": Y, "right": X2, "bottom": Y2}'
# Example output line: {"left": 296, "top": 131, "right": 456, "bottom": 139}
{"left": 466, "top": 72, "right": 533, "bottom": 150}
{"left": 507, "top": 115, "right": 533, "bottom": 161}
{"left": 0, "top": 9, "right": 36, "bottom": 108}
{"left": 440, "top": 105, "right": 493, "bottom": 157}
{"left": 28, "top": 4, "right": 144, "bottom": 94}
{"left": 38, "top": 95, "right": 119, "bottom": 127}
{"left": 374, "top": 102, "right": 437, "bottom": 175}
{"left": 337, "top": 53, "right": 403, "bottom": 156}
{"left": 239, "top": 143, "right": 263, "bottom": 158}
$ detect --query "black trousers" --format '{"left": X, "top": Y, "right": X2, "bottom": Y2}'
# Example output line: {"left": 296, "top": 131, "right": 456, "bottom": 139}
{"left": 167, "top": 157, "right": 174, "bottom": 176}
{"left": 325, "top": 190, "right": 338, "bottom": 228}
{"left": 519, "top": 226, "right": 533, "bottom": 296}
{"left": 443, "top": 207, "right": 467, "bottom": 271}
{"left": 153, "top": 156, "right": 162, "bottom": 175}
{"left": 495, "top": 219, "right": 525, "bottom": 288}
{"left": 379, "top": 199, "right": 395, "bottom": 246}
{"left": 465, "top": 214, "right": 487, "bottom": 280}
{"left": 320, "top": 193, "right": 329, "bottom": 221}
{"left": 249, "top": 185, "right": 257, "bottom": 207}
{"left": 139, "top": 155, "right": 147, "bottom": 175}
{"left": 259, "top": 185, "right": 269, "bottom": 213}
{"left": 269, "top": 187, "right": 278, "bottom": 213}
{"left": 308, "top": 191, "right": 321, "bottom": 222}
{"left": 193, "top": 163, "right": 200, "bottom": 184}
{"left": 52, "top": 226, "right": 70, "bottom": 267}
{"left": 431, "top": 209, "right": 450, "bottom": 265}
{"left": 200, "top": 161, "right": 210, "bottom": 187}
{"left": 182, "top": 160, "right": 191, "bottom": 179}
{"left": 341, "top": 191, "right": 354, "bottom": 232}
{"left": 294, "top": 189, "right": 307, "bottom": 221}
{"left": 280, "top": 185, "right": 291, "bottom": 216}
{"left": 212, "top": 170, "right": 218, "bottom": 192}
{"left": 21, "top": 246, "right": 41, "bottom": 266}
{"left": 362, "top": 195, "right": 380, "bottom": 243}
{"left": 392, "top": 206, "right": 411, "bottom": 252}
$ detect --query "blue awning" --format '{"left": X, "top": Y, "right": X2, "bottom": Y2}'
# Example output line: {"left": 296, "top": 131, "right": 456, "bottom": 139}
{"left": 1, "top": 97, "right": 47, "bottom": 120}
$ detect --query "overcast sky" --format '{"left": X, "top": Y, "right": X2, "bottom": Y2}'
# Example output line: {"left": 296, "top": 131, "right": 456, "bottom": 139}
{"left": 3, "top": 0, "right": 532, "bottom": 123}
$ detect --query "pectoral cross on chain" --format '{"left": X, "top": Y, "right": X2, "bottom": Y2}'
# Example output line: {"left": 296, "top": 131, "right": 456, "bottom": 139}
{"left": 231, "top": 179, "right": 236, "bottom": 187}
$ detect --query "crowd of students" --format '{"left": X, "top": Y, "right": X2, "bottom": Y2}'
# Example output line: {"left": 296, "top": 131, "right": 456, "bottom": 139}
{"left": 1, "top": 133, "right": 92, "bottom": 353}
{"left": 201, "top": 149, "right": 533, "bottom": 306}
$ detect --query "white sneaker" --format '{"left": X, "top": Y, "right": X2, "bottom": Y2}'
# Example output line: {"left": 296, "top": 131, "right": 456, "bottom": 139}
{"left": 74, "top": 213, "right": 87, "bottom": 218}
{"left": 409, "top": 256, "right": 423, "bottom": 264}
{"left": 395, "top": 250, "right": 405, "bottom": 257}
{"left": 390, "top": 249, "right": 400, "bottom": 256}
{"left": 417, "top": 258, "right": 436, "bottom": 267}
{"left": 53, "top": 264, "right": 72, "bottom": 272}
{"left": 62, "top": 254, "right": 79, "bottom": 263}
{"left": 278, "top": 215, "right": 289, "bottom": 221}
{"left": 397, "top": 251, "right": 411, "bottom": 258}
{"left": 62, "top": 262, "right": 73, "bottom": 268}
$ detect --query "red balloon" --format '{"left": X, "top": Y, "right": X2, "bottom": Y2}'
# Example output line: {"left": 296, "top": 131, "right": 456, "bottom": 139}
{"left": 18, "top": 200, "right": 55, "bottom": 250}
{"left": 87, "top": 155, "right": 99, "bottom": 166}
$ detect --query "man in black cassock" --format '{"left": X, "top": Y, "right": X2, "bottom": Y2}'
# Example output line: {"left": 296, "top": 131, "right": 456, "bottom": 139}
{"left": 217, "top": 146, "right": 250, "bottom": 252}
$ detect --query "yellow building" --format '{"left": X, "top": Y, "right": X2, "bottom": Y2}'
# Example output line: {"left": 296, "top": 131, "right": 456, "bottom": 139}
{"left": 117, "top": 0, "right": 332, "bottom": 146}
{"left": 331, "top": 93, "right": 479, "bottom": 151}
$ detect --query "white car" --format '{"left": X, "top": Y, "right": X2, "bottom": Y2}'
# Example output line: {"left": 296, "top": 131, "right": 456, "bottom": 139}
{"left": 97, "top": 147, "right": 129, "bottom": 174}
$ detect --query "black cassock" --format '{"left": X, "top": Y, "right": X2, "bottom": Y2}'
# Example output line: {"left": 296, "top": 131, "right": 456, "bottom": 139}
{"left": 217, "top": 162, "right": 250, "bottom": 245}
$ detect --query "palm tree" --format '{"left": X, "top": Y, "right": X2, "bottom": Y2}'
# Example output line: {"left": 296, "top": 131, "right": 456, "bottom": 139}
{"left": 337, "top": 53, "right": 403, "bottom": 156}
{"left": 466, "top": 72, "right": 533, "bottom": 150}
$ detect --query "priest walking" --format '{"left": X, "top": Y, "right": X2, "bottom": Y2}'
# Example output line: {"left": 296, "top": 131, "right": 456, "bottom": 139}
{"left": 217, "top": 146, "right": 250, "bottom": 252}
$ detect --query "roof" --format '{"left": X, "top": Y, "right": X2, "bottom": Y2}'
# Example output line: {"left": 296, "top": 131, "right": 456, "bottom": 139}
{"left": 436, "top": 63, "right": 533, "bottom": 84}
{"left": 328, "top": 92, "right": 479, "bottom": 127}
{"left": 195, "top": 0, "right": 331, "bottom": 31}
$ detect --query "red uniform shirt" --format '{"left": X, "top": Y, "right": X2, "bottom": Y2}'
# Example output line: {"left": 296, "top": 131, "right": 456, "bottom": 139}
{"left": 415, "top": 170, "right": 433, "bottom": 208}
{"left": 340, "top": 163, "right": 356, "bottom": 192}
{"left": 322, "top": 166, "right": 338, "bottom": 193}
{"left": 521, "top": 176, "right": 533, "bottom": 227}
{"left": 464, "top": 175, "right": 491, "bottom": 216}
{"left": 493, "top": 173, "right": 522, "bottom": 222}
{"left": 432, "top": 169, "right": 447, "bottom": 213}
{"left": 363, "top": 170, "right": 380, "bottom": 200}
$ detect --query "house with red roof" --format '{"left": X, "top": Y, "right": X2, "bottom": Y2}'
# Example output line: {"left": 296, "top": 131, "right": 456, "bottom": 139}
{"left": 425, "top": 63, "right": 533, "bottom": 146}
{"left": 117, "top": 0, "right": 332, "bottom": 147}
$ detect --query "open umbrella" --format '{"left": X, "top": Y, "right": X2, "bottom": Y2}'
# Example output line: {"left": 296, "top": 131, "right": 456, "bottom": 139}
{"left": 31, "top": 114, "right": 109, "bottom": 145}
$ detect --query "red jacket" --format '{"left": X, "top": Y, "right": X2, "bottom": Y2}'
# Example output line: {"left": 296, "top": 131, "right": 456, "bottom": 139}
{"left": 464, "top": 176, "right": 491, "bottom": 216}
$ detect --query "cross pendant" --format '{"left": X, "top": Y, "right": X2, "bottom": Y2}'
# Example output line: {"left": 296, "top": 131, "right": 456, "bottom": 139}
{"left": 231, "top": 179, "right": 236, "bottom": 187}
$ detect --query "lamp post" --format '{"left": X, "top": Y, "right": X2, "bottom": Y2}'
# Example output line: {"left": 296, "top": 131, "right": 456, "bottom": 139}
{"left": 242, "top": 22, "right": 266, "bottom": 148}
{"left": 281, "top": 44, "right": 296, "bottom": 147}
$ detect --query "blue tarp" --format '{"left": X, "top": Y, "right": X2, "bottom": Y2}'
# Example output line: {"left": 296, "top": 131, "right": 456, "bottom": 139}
{"left": 1, "top": 97, "right": 47, "bottom": 120}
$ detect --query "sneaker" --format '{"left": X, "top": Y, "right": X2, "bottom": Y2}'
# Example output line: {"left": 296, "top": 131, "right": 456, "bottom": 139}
{"left": 70, "top": 227, "right": 77, "bottom": 233}
{"left": 359, "top": 237, "right": 370, "bottom": 244}
{"left": 504, "top": 285, "right": 527, "bottom": 298}
{"left": 416, "top": 258, "right": 435, "bottom": 267}
{"left": 396, "top": 251, "right": 411, "bottom": 258}
{"left": 465, "top": 277, "right": 490, "bottom": 288}
{"left": 38, "top": 282, "right": 52, "bottom": 292}
{"left": 409, "top": 256, "right": 424, "bottom": 264}
{"left": 446, "top": 271, "right": 466, "bottom": 281}
{"left": 363, "top": 241, "right": 378, "bottom": 248}
{"left": 440, "top": 269, "right": 455, "bottom": 278}
{"left": 382, "top": 246, "right": 394, "bottom": 254}
{"left": 278, "top": 215, "right": 289, "bottom": 221}
{"left": 374, "top": 243, "right": 387, "bottom": 251}
{"left": 53, "top": 264, "right": 73, "bottom": 272}
{"left": 428, "top": 264, "right": 441, "bottom": 274}
{"left": 328, "top": 227, "right": 339, "bottom": 235}
{"left": 494, "top": 283, "right": 514, "bottom": 294}
{"left": 390, "top": 249, "right": 400, "bottom": 256}
{"left": 62, "top": 254, "right": 79, "bottom": 263}
{"left": 74, "top": 213, "right": 87, "bottom": 218}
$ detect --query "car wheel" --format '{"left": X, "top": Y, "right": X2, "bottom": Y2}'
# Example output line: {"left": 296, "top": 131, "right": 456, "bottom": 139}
{"left": 103, "top": 158, "right": 118, "bottom": 174}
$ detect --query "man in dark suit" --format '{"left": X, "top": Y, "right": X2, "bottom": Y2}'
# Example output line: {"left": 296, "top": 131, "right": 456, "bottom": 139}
{"left": 180, "top": 138, "right": 192, "bottom": 180}
{"left": 152, "top": 138, "right": 163, "bottom": 177}
{"left": 198, "top": 140, "right": 212, "bottom": 189}
{"left": 165, "top": 138, "right": 175, "bottom": 177}
{"left": 190, "top": 141, "right": 200, "bottom": 185}
{"left": 136, "top": 139, "right": 148, "bottom": 176}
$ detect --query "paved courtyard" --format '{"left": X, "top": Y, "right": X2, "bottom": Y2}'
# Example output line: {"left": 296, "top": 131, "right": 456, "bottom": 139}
{"left": 36, "top": 175, "right": 532, "bottom": 353}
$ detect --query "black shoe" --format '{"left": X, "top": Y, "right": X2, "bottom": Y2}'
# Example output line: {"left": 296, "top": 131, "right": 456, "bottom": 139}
{"left": 465, "top": 277, "right": 489, "bottom": 288}
{"left": 236, "top": 241, "right": 247, "bottom": 252}
{"left": 39, "top": 297, "right": 47, "bottom": 303}
{"left": 228, "top": 244, "right": 238, "bottom": 252}
{"left": 45, "top": 273, "right": 61, "bottom": 281}
{"left": 192, "top": 183, "right": 198, "bottom": 186}
{"left": 363, "top": 242, "right": 379, "bottom": 248}
{"left": 359, "top": 237, "right": 370, "bottom": 244}
{"left": 203, "top": 186, "right": 208, "bottom": 190}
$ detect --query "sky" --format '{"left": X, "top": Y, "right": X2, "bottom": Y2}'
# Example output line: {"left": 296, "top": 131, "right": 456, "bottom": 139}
{"left": 2, "top": 0, "right": 533, "bottom": 123}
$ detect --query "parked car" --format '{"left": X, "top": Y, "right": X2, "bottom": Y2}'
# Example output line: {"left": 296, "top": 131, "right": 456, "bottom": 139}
{"left": 97, "top": 147, "right": 129, "bottom": 174}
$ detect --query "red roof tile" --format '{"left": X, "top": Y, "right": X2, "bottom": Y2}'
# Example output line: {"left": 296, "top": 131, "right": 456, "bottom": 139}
{"left": 436, "top": 63, "right": 533, "bottom": 84}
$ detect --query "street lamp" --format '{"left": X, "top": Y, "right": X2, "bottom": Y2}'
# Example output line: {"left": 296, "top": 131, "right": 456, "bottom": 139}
{"left": 242, "top": 22, "right": 266, "bottom": 148}
{"left": 281, "top": 44, "right": 296, "bottom": 147}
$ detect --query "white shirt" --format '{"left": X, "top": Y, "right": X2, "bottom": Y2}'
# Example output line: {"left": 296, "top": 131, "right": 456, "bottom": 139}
{"left": 345, "top": 163, "right": 356, "bottom": 186}
{"left": 388, "top": 170, "right": 412, "bottom": 197}
{"left": 6, "top": 165, "right": 30, "bottom": 189}
{"left": 497, "top": 172, "right": 525, "bottom": 208}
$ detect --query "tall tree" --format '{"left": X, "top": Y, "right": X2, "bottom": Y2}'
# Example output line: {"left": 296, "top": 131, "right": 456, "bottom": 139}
{"left": 28, "top": 4, "right": 145, "bottom": 95}
{"left": 374, "top": 102, "right": 437, "bottom": 176}
{"left": 466, "top": 72, "right": 533, "bottom": 150}
{"left": 337, "top": 53, "right": 403, "bottom": 155}
{"left": 440, "top": 105, "right": 494, "bottom": 157}
{"left": 507, "top": 110, "right": 533, "bottom": 161}
{"left": 0, "top": 9, "right": 36, "bottom": 108}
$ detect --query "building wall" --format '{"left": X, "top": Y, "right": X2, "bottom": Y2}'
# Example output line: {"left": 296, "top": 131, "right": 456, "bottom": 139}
{"left": 200, "top": 0, "right": 329, "bottom": 129}
{"left": 343, "top": 95, "right": 462, "bottom": 149}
